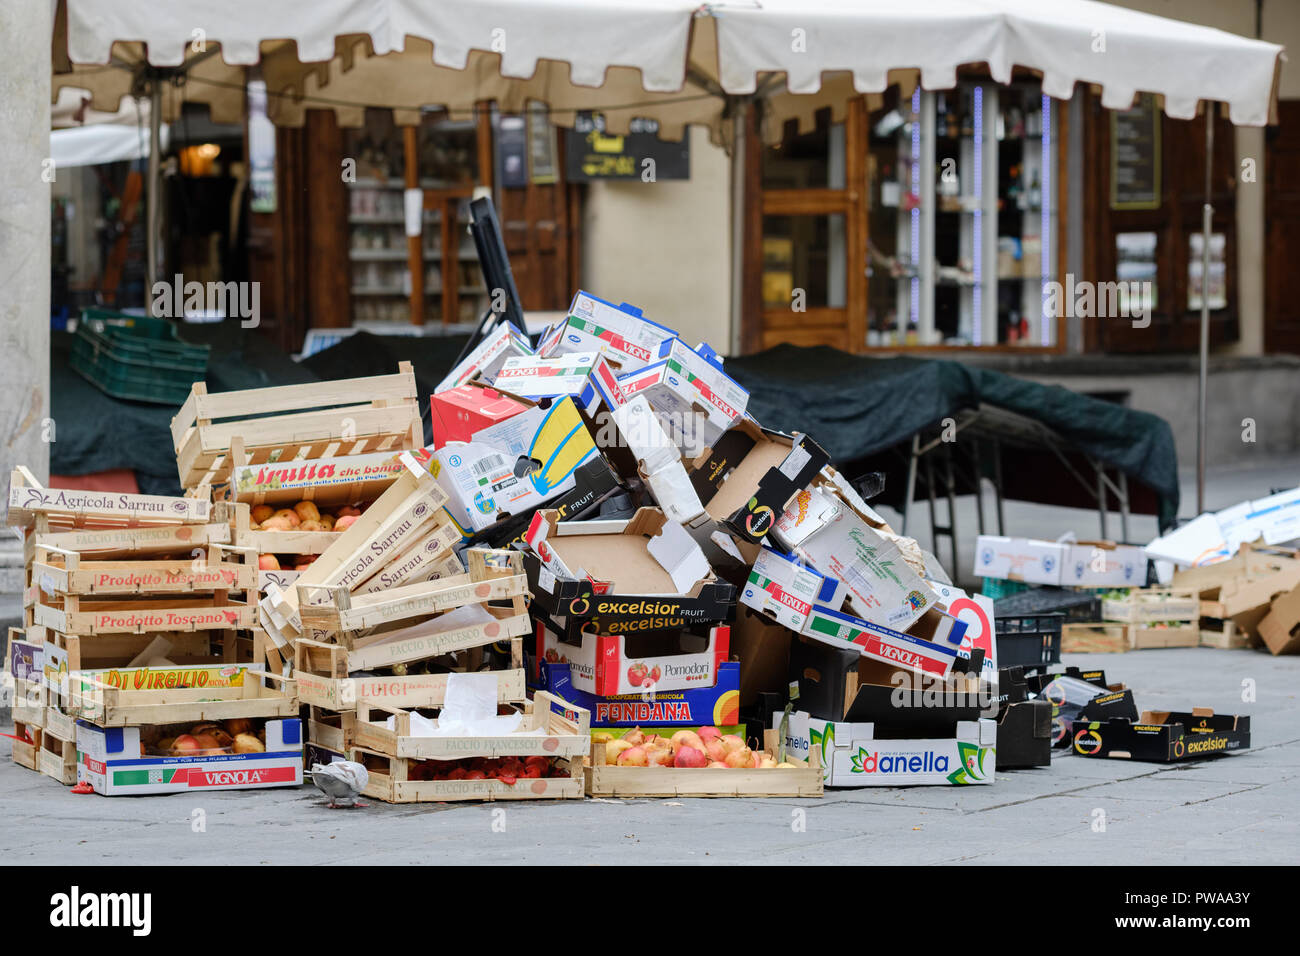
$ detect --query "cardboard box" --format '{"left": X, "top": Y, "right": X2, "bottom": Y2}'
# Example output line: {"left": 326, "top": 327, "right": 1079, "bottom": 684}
{"left": 434, "top": 322, "right": 533, "bottom": 393}
{"left": 1070, "top": 709, "right": 1250, "bottom": 761}
{"left": 470, "top": 455, "right": 625, "bottom": 550}
{"left": 538, "top": 290, "right": 675, "bottom": 372}
{"left": 973, "top": 535, "right": 1065, "bottom": 585}
{"left": 431, "top": 395, "right": 599, "bottom": 533}
{"left": 802, "top": 603, "right": 968, "bottom": 678}
{"left": 535, "top": 623, "right": 730, "bottom": 697}
{"left": 1035, "top": 673, "right": 1139, "bottom": 747}
{"left": 924, "top": 581, "right": 999, "bottom": 683}
{"left": 1059, "top": 541, "right": 1148, "bottom": 588}
{"left": 788, "top": 634, "right": 994, "bottom": 724}
{"left": 995, "top": 701, "right": 1052, "bottom": 768}
{"left": 616, "top": 338, "right": 750, "bottom": 453}
{"left": 607, "top": 395, "right": 705, "bottom": 524}
{"left": 740, "top": 546, "right": 845, "bottom": 633}
{"left": 541, "top": 661, "right": 741, "bottom": 728}
{"left": 494, "top": 351, "right": 624, "bottom": 416}
{"left": 429, "top": 385, "right": 528, "bottom": 449}
{"left": 76, "top": 718, "right": 303, "bottom": 795}
{"left": 730, "top": 606, "right": 795, "bottom": 708}
{"left": 777, "top": 711, "right": 996, "bottom": 786}
{"left": 524, "top": 507, "right": 735, "bottom": 635}
{"left": 691, "top": 420, "right": 829, "bottom": 546}
{"left": 1258, "top": 582, "right": 1300, "bottom": 655}
{"left": 1172, "top": 543, "right": 1300, "bottom": 597}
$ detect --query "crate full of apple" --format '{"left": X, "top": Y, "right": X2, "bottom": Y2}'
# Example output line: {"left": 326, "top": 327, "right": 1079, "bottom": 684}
{"left": 586, "top": 727, "right": 823, "bottom": 798}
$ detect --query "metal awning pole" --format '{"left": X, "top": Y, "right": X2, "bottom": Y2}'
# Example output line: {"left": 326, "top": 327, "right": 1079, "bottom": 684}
{"left": 1196, "top": 105, "right": 1214, "bottom": 513}
{"left": 146, "top": 75, "right": 163, "bottom": 311}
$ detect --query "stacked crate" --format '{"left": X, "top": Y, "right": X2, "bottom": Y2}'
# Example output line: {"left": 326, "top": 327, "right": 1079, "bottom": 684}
{"left": 1101, "top": 587, "right": 1200, "bottom": 650}
{"left": 170, "top": 363, "right": 425, "bottom": 669}
{"left": 6, "top": 466, "right": 260, "bottom": 786}
{"left": 290, "top": 547, "right": 565, "bottom": 802}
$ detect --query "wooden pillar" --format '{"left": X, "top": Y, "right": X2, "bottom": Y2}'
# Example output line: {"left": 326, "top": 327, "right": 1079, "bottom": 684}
{"left": 303, "top": 110, "right": 350, "bottom": 328}
{"left": 404, "top": 126, "right": 424, "bottom": 325}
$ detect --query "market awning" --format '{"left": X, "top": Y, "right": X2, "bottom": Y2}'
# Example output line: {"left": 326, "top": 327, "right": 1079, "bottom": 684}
{"left": 54, "top": 0, "right": 1284, "bottom": 142}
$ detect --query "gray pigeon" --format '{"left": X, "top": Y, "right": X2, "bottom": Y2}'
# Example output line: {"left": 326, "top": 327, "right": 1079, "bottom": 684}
{"left": 310, "top": 760, "right": 370, "bottom": 808}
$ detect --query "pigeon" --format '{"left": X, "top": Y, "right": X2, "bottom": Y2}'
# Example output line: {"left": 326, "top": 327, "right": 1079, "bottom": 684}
{"left": 310, "top": 760, "right": 370, "bottom": 808}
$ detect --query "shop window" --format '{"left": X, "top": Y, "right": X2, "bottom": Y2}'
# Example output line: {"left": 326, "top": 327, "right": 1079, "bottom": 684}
{"left": 762, "top": 110, "right": 845, "bottom": 190}
{"left": 762, "top": 214, "right": 847, "bottom": 310}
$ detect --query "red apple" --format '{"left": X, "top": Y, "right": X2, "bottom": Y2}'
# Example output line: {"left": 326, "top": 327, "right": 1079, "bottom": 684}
{"left": 674, "top": 746, "right": 708, "bottom": 768}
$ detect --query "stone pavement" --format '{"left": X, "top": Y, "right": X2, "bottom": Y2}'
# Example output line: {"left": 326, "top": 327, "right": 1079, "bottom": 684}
{"left": 2, "top": 647, "right": 1294, "bottom": 865}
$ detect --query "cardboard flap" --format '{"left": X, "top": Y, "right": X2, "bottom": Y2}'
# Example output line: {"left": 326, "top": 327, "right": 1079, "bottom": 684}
{"left": 1190, "top": 706, "right": 1216, "bottom": 718}
{"left": 646, "top": 519, "right": 712, "bottom": 593}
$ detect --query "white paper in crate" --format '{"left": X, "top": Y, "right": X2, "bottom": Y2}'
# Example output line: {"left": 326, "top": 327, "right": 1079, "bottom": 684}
{"left": 383, "top": 671, "right": 537, "bottom": 737}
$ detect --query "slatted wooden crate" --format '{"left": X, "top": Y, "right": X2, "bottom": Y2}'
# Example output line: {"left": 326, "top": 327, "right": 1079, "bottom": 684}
{"left": 294, "top": 636, "right": 523, "bottom": 709}
{"left": 10, "top": 720, "right": 41, "bottom": 771}
{"left": 585, "top": 730, "right": 824, "bottom": 798}
{"left": 349, "top": 689, "right": 589, "bottom": 803}
{"left": 1061, "top": 622, "right": 1129, "bottom": 654}
{"left": 1199, "top": 618, "right": 1252, "bottom": 649}
{"left": 1127, "top": 623, "right": 1201, "bottom": 650}
{"left": 297, "top": 548, "right": 526, "bottom": 648}
{"left": 39, "top": 723, "right": 77, "bottom": 785}
{"left": 1101, "top": 588, "right": 1199, "bottom": 624}
{"left": 66, "top": 671, "right": 297, "bottom": 728}
{"left": 171, "top": 362, "right": 422, "bottom": 491}
{"left": 7, "top": 467, "right": 212, "bottom": 534}
{"left": 30, "top": 542, "right": 255, "bottom": 597}
{"left": 32, "top": 592, "right": 255, "bottom": 636}
{"left": 258, "top": 455, "right": 452, "bottom": 649}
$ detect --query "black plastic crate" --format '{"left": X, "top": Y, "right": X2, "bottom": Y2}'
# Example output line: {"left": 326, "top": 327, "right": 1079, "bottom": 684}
{"left": 995, "top": 612, "right": 1064, "bottom": 668}
{"left": 993, "top": 586, "right": 1100, "bottom": 623}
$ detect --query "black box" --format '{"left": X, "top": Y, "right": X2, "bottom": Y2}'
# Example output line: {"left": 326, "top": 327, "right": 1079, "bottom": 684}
{"left": 471, "top": 454, "right": 624, "bottom": 550}
{"left": 1070, "top": 710, "right": 1250, "bottom": 761}
{"left": 996, "top": 700, "right": 1053, "bottom": 768}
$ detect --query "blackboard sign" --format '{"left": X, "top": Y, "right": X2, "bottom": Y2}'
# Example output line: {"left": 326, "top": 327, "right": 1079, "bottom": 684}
{"left": 1110, "top": 94, "right": 1161, "bottom": 210}
{"left": 564, "top": 112, "right": 690, "bottom": 182}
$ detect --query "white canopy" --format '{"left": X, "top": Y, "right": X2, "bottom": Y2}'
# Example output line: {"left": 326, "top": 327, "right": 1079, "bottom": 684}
{"left": 54, "top": 0, "right": 1284, "bottom": 141}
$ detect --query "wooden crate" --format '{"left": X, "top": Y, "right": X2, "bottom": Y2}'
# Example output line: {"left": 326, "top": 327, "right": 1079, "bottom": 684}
{"left": 67, "top": 671, "right": 298, "bottom": 728}
{"left": 10, "top": 721, "right": 41, "bottom": 771}
{"left": 348, "top": 690, "right": 590, "bottom": 804}
{"left": 30, "top": 543, "right": 255, "bottom": 597}
{"left": 1174, "top": 544, "right": 1300, "bottom": 598}
{"left": 227, "top": 445, "right": 407, "bottom": 509}
{"left": 1128, "top": 623, "right": 1201, "bottom": 650}
{"left": 1102, "top": 588, "right": 1199, "bottom": 624}
{"left": 7, "top": 466, "right": 212, "bottom": 531}
{"left": 586, "top": 730, "right": 824, "bottom": 798}
{"left": 1061, "top": 623, "right": 1129, "bottom": 654}
{"left": 307, "top": 705, "right": 354, "bottom": 754}
{"left": 1199, "top": 570, "right": 1300, "bottom": 620}
{"left": 299, "top": 549, "right": 526, "bottom": 647}
{"left": 294, "top": 636, "right": 523, "bottom": 709}
{"left": 39, "top": 723, "right": 77, "bottom": 785}
{"left": 258, "top": 456, "right": 451, "bottom": 648}
{"left": 43, "top": 705, "right": 75, "bottom": 742}
{"left": 1199, "top": 618, "right": 1253, "bottom": 650}
{"left": 22, "top": 522, "right": 232, "bottom": 562}
{"left": 33, "top": 592, "right": 254, "bottom": 636}
{"left": 171, "top": 362, "right": 422, "bottom": 490}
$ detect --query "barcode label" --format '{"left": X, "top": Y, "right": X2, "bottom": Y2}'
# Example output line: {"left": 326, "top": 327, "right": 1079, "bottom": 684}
{"left": 470, "top": 454, "right": 508, "bottom": 477}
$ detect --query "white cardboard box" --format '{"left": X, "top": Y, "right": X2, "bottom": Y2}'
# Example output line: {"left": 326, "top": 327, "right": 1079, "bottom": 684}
{"left": 616, "top": 338, "right": 749, "bottom": 454}
{"left": 740, "top": 546, "right": 844, "bottom": 632}
{"left": 494, "top": 351, "right": 624, "bottom": 416}
{"left": 538, "top": 291, "right": 676, "bottom": 372}
{"left": 435, "top": 322, "right": 534, "bottom": 393}
{"left": 973, "top": 535, "right": 1066, "bottom": 585}
{"left": 775, "top": 711, "right": 996, "bottom": 786}
{"left": 1059, "top": 542, "right": 1148, "bottom": 588}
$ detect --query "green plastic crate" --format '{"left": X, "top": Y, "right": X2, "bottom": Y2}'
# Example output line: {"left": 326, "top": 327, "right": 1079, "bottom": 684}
{"left": 70, "top": 310, "right": 209, "bottom": 406}
{"left": 981, "top": 577, "right": 1031, "bottom": 601}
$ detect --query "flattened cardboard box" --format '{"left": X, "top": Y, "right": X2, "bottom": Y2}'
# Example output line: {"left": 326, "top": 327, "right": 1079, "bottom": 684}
{"left": 541, "top": 661, "right": 741, "bottom": 728}
{"left": 1070, "top": 709, "right": 1250, "bottom": 762}
{"left": 777, "top": 711, "right": 996, "bottom": 786}
{"left": 740, "top": 546, "right": 845, "bottom": 633}
{"left": 802, "top": 603, "right": 968, "bottom": 678}
{"left": 494, "top": 351, "right": 623, "bottom": 416}
{"left": 524, "top": 507, "right": 735, "bottom": 635}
